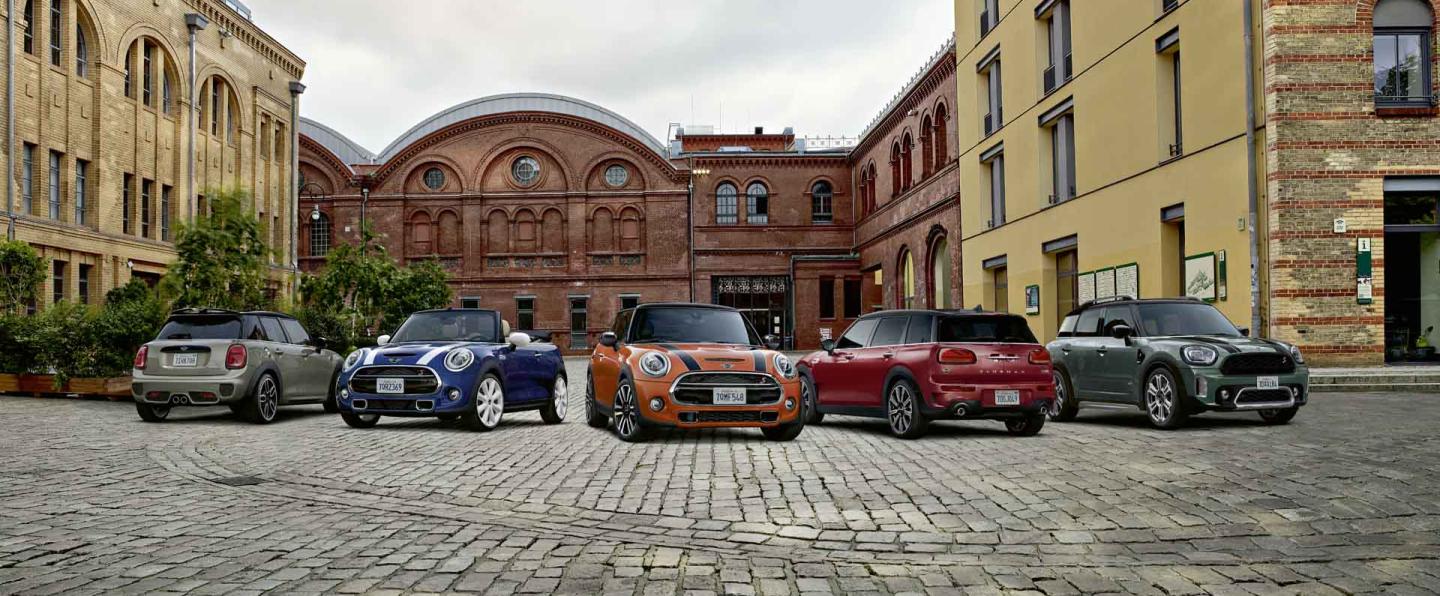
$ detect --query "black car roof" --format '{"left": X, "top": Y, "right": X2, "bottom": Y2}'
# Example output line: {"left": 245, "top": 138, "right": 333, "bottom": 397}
{"left": 169, "top": 308, "right": 295, "bottom": 320}
{"left": 1066, "top": 296, "right": 1208, "bottom": 317}
{"left": 412, "top": 307, "right": 500, "bottom": 314}
{"left": 858, "top": 308, "right": 1016, "bottom": 320}
{"left": 631, "top": 302, "right": 738, "bottom": 312}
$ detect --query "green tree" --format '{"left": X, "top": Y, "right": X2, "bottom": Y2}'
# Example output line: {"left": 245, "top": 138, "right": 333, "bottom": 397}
{"left": 382, "top": 258, "right": 453, "bottom": 333}
{"left": 0, "top": 240, "right": 45, "bottom": 312}
{"left": 90, "top": 281, "right": 168, "bottom": 377}
{"left": 160, "top": 187, "right": 272, "bottom": 311}
{"left": 297, "top": 230, "right": 452, "bottom": 349}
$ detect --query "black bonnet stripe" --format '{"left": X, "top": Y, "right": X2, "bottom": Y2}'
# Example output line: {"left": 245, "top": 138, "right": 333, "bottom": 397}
{"left": 753, "top": 351, "right": 767, "bottom": 373}
{"left": 1181, "top": 336, "right": 1241, "bottom": 354}
{"left": 659, "top": 345, "right": 700, "bottom": 371}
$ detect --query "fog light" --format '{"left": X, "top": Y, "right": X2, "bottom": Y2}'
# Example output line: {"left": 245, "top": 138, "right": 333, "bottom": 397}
{"left": 339, "top": 388, "right": 350, "bottom": 401}
{"left": 784, "top": 398, "right": 796, "bottom": 410}
{"left": 1219, "top": 389, "right": 1230, "bottom": 401}
{"left": 448, "top": 388, "right": 461, "bottom": 401}
{"left": 649, "top": 397, "right": 664, "bottom": 412}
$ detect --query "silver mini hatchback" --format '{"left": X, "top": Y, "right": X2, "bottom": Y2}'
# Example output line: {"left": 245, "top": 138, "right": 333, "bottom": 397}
{"left": 132, "top": 309, "right": 343, "bottom": 423}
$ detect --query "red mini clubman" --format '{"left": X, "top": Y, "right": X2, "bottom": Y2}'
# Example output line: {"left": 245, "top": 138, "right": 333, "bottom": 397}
{"left": 799, "top": 309, "right": 1055, "bottom": 439}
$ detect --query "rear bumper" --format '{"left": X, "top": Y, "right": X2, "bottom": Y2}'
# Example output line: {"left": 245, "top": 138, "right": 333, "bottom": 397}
{"left": 131, "top": 371, "right": 255, "bottom": 405}
{"left": 925, "top": 382, "right": 1054, "bottom": 419}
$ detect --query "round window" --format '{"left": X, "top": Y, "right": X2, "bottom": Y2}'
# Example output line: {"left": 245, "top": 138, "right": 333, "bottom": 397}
{"left": 604, "top": 164, "right": 629, "bottom": 187}
{"left": 423, "top": 167, "right": 445, "bottom": 190}
{"left": 512, "top": 157, "right": 540, "bottom": 186}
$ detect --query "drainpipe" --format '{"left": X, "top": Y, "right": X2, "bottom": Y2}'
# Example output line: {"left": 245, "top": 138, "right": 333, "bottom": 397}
{"left": 1242, "top": 0, "right": 1262, "bottom": 336}
{"left": 687, "top": 175, "right": 694, "bottom": 301}
{"left": 5, "top": 0, "right": 15, "bottom": 240}
{"left": 288, "top": 82, "right": 304, "bottom": 279}
{"left": 184, "top": 14, "right": 208, "bottom": 222}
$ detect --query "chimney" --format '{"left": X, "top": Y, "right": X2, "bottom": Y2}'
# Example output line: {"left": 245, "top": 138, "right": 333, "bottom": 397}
{"left": 754, "top": 126, "right": 764, "bottom": 135}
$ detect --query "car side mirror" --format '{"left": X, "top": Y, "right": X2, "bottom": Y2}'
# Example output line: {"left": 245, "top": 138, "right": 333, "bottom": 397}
{"left": 1110, "top": 324, "right": 1133, "bottom": 340}
{"left": 764, "top": 334, "right": 783, "bottom": 350}
{"left": 376, "top": 334, "right": 391, "bottom": 346}
{"left": 599, "top": 331, "right": 618, "bottom": 348}
{"left": 308, "top": 336, "right": 327, "bottom": 350}
{"left": 507, "top": 332, "right": 532, "bottom": 349}
{"left": 820, "top": 338, "right": 836, "bottom": 354}
{"left": 1239, "top": 327, "right": 1251, "bottom": 337}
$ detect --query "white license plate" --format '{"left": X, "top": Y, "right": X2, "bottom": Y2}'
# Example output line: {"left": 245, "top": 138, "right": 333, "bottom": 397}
{"left": 1257, "top": 376, "right": 1280, "bottom": 389}
{"left": 994, "top": 390, "right": 1021, "bottom": 406}
{"left": 713, "top": 388, "right": 747, "bottom": 405}
{"left": 376, "top": 378, "right": 405, "bottom": 394}
{"left": 172, "top": 353, "right": 198, "bottom": 367}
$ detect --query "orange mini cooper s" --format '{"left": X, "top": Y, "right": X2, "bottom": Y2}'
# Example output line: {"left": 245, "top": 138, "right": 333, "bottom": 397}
{"left": 585, "top": 303, "right": 806, "bottom": 442}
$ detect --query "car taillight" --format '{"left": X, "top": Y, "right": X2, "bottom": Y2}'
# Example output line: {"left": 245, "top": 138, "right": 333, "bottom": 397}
{"left": 1029, "top": 348, "right": 1051, "bottom": 365}
{"left": 225, "top": 345, "right": 247, "bottom": 369}
{"left": 134, "top": 345, "right": 148, "bottom": 369}
{"left": 937, "top": 347, "right": 977, "bottom": 365}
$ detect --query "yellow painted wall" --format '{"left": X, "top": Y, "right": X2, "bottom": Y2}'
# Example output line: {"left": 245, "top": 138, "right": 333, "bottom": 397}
{"left": 955, "top": 0, "right": 1258, "bottom": 340}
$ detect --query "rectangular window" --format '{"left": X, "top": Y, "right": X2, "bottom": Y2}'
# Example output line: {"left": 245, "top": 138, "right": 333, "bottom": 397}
{"left": 141, "top": 179, "right": 153, "bottom": 238}
{"left": 716, "top": 187, "right": 738, "bottom": 225}
{"left": 1048, "top": 113, "right": 1077, "bottom": 203}
{"left": 22, "top": 0, "right": 34, "bottom": 53}
{"left": 122, "top": 174, "right": 133, "bottom": 234}
{"left": 142, "top": 42, "right": 154, "bottom": 106}
{"left": 620, "top": 294, "right": 640, "bottom": 311}
{"left": 197, "top": 194, "right": 207, "bottom": 217}
{"left": 569, "top": 297, "right": 588, "bottom": 350}
{"left": 48, "top": 0, "right": 61, "bottom": 66}
{"left": 843, "top": 278, "right": 862, "bottom": 319}
{"left": 21, "top": 143, "right": 35, "bottom": 215}
{"left": 77, "top": 264, "right": 90, "bottom": 305}
{"left": 124, "top": 50, "right": 133, "bottom": 98}
{"left": 1374, "top": 30, "right": 1432, "bottom": 105}
{"left": 162, "top": 71, "right": 173, "bottom": 114}
{"left": 47, "top": 151, "right": 61, "bottom": 220}
{"left": 260, "top": 121, "right": 270, "bottom": 161}
{"left": 227, "top": 99, "right": 237, "bottom": 145}
{"left": 1170, "top": 50, "right": 1182, "bottom": 156}
{"left": 52, "top": 260, "right": 65, "bottom": 305}
{"left": 74, "top": 159, "right": 87, "bottom": 225}
{"left": 819, "top": 276, "right": 836, "bottom": 320}
{"left": 461, "top": 297, "right": 481, "bottom": 309}
{"left": 517, "top": 297, "right": 535, "bottom": 330}
{"left": 1055, "top": 249, "right": 1078, "bottom": 329}
{"left": 980, "top": 57, "right": 1003, "bottom": 136}
{"left": 161, "top": 185, "right": 172, "bottom": 241}
{"left": 1043, "top": 0, "right": 1073, "bottom": 93}
{"left": 993, "top": 267, "right": 1009, "bottom": 313}
{"left": 1158, "top": 31, "right": 1183, "bottom": 159}
{"left": 979, "top": 0, "right": 998, "bottom": 37}
{"left": 274, "top": 126, "right": 284, "bottom": 161}
{"left": 210, "top": 80, "right": 221, "bottom": 135}
{"left": 985, "top": 152, "right": 1005, "bottom": 227}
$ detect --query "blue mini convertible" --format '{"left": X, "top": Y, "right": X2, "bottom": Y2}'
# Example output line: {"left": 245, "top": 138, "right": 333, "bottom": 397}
{"left": 335, "top": 309, "right": 568, "bottom": 431}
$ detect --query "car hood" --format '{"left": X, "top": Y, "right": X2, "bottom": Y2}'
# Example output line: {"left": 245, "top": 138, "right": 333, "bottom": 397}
{"left": 638, "top": 343, "right": 782, "bottom": 375}
{"left": 1161, "top": 335, "right": 1294, "bottom": 355}
{"left": 356, "top": 341, "right": 499, "bottom": 367}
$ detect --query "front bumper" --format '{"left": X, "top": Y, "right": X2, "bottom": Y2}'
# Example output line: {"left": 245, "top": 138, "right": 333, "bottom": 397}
{"left": 926, "top": 382, "right": 1055, "bottom": 420}
{"left": 632, "top": 377, "right": 803, "bottom": 428}
{"left": 1184, "top": 369, "right": 1310, "bottom": 412}
{"left": 337, "top": 366, "right": 474, "bottom": 417}
{"left": 131, "top": 369, "right": 256, "bottom": 406}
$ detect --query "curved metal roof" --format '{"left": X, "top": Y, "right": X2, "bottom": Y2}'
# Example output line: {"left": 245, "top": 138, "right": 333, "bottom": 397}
{"left": 375, "top": 93, "right": 667, "bottom": 162}
{"left": 299, "top": 117, "right": 376, "bottom": 168}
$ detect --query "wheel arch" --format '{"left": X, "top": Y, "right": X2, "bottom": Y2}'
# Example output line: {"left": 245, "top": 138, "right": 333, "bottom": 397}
{"left": 1140, "top": 355, "right": 1188, "bottom": 412}
{"left": 251, "top": 362, "right": 284, "bottom": 400}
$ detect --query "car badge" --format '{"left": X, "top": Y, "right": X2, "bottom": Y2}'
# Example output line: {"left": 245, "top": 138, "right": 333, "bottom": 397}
{"left": 722, "top": 363, "right": 734, "bottom": 369}
{"left": 387, "top": 357, "right": 401, "bottom": 364}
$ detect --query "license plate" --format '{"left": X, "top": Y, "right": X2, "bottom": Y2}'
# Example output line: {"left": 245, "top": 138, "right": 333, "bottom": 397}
{"left": 376, "top": 378, "right": 405, "bottom": 394}
{"left": 1257, "top": 376, "right": 1279, "bottom": 389}
{"left": 713, "top": 387, "right": 747, "bottom": 405}
{"left": 994, "top": 390, "right": 1021, "bottom": 406}
{"left": 172, "top": 353, "right": 198, "bottom": 367}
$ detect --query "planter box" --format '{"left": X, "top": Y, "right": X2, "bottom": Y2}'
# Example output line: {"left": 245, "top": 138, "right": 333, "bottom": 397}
{"left": 69, "top": 377, "right": 132, "bottom": 398}
{"left": 0, "top": 374, "right": 18, "bottom": 394}
{"left": 18, "top": 374, "right": 63, "bottom": 394}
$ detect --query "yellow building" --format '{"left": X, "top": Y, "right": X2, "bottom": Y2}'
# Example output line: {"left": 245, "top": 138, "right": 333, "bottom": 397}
{"left": 3, "top": 0, "right": 305, "bottom": 308}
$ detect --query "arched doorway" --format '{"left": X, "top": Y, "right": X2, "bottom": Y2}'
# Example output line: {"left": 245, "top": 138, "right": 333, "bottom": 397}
{"left": 899, "top": 249, "right": 917, "bottom": 309}
{"left": 929, "top": 234, "right": 950, "bottom": 309}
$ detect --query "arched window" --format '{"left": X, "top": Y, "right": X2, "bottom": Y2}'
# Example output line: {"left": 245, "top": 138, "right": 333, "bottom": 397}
{"left": 867, "top": 163, "right": 878, "bottom": 213}
{"left": 410, "top": 212, "right": 432, "bottom": 255}
{"left": 920, "top": 116, "right": 935, "bottom": 178}
{"left": 890, "top": 142, "right": 902, "bottom": 196}
{"left": 75, "top": 25, "right": 87, "bottom": 77}
{"left": 901, "top": 132, "right": 914, "bottom": 190}
{"left": 514, "top": 210, "right": 537, "bottom": 253}
{"left": 619, "top": 207, "right": 643, "bottom": 252}
{"left": 856, "top": 174, "right": 869, "bottom": 219}
{"left": 309, "top": 213, "right": 331, "bottom": 257}
{"left": 1374, "top": 0, "right": 1435, "bottom": 106}
{"left": 811, "top": 181, "right": 833, "bottom": 224}
{"left": 592, "top": 207, "right": 615, "bottom": 251}
{"left": 746, "top": 182, "right": 769, "bottom": 224}
{"left": 929, "top": 234, "right": 951, "bottom": 309}
{"left": 933, "top": 103, "right": 949, "bottom": 164}
{"left": 900, "top": 249, "right": 917, "bottom": 309}
{"left": 716, "top": 183, "right": 738, "bottom": 224}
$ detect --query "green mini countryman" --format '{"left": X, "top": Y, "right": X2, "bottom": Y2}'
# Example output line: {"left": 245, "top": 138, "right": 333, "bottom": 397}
{"left": 1047, "top": 297, "right": 1308, "bottom": 429}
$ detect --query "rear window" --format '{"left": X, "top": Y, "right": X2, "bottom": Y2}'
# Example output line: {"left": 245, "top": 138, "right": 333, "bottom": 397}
{"left": 936, "top": 315, "right": 1038, "bottom": 344}
{"left": 157, "top": 315, "right": 242, "bottom": 340}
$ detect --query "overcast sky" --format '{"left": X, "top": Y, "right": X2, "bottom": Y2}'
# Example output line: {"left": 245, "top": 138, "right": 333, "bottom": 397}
{"left": 244, "top": 0, "right": 955, "bottom": 153}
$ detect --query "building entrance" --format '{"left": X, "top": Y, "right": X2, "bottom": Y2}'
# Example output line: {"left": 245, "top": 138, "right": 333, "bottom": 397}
{"left": 713, "top": 276, "right": 789, "bottom": 346}
{"left": 1384, "top": 188, "right": 1440, "bottom": 364}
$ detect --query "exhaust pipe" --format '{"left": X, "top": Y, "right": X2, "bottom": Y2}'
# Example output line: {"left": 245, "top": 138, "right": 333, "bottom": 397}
{"left": 953, "top": 404, "right": 968, "bottom": 418}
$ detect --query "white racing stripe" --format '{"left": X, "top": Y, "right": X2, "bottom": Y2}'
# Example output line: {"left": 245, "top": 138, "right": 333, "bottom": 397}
{"left": 416, "top": 346, "right": 451, "bottom": 366}
{"left": 362, "top": 348, "right": 377, "bottom": 366}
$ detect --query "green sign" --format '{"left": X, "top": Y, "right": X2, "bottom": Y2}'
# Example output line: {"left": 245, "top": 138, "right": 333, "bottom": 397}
{"left": 1357, "top": 238, "right": 1373, "bottom": 305}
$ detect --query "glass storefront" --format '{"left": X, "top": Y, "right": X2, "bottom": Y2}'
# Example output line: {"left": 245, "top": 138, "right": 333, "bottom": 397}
{"left": 1384, "top": 190, "right": 1440, "bottom": 363}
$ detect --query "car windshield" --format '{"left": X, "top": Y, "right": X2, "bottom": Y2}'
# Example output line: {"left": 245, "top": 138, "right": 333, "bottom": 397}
{"left": 390, "top": 311, "right": 500, "bottom": 343}
{"left": 1135, "top": 302, "right": 1242, "bottom": 337}
{"left": 937, "top": 315, "right": 1038, "bottom": 343}
{"left": 629, "top": 307, "right": 760, "bottom": 345}
{"left": 158, "top": 315, "right": 242, "bottom": 340}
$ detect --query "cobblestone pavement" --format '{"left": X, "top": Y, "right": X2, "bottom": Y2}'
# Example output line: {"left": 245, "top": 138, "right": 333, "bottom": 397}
{"left": 2, "top": 359, "right": 1439, "bottom": 595}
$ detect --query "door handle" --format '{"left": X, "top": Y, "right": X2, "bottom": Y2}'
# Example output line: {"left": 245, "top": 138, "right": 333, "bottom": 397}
{"left": 882, "top": 352, "right": 895, "bottom": 359}
{"left": 1061, "top": 348, "right": 1071, "bottom": 354}
{"left": 842, "top": 354, "right": 856, "bottom": 360}
{"left": 1096, "top": 349, "right": 1107, "bottom": 357}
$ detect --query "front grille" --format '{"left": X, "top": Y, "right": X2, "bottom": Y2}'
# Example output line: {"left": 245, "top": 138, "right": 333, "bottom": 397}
{"left": 694, "top": 411, "right": 767, "bottom": 423}
{"left": 350, "top": 366, "right": 441, "bottom": 395}
{"left": 1220, "top": 352, "right": 1295, "bottom": 375}
{"left": 670, "top": 372, "right": 782, "bottom": 405}
{"left": 1234, "top": 388, "right": 1294, "bottom": 406}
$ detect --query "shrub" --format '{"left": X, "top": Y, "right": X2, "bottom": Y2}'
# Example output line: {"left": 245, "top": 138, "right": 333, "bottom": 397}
{"left": 89, "top": 282, "right": 167, "bottom": 377}
{"left": 0, "top": 240, "right": 45, "bottom": 312}
{"left": 160, "top": 187, "right": 272, "bottom": 311}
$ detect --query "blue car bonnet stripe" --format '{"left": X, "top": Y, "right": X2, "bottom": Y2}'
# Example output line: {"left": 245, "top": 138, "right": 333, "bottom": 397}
{"left": 659, "top": 344, "right": 701, "bottom": 371}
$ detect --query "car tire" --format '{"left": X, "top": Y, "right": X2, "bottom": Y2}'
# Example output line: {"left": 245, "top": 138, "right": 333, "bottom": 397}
{"left": 1005, "top": 413, "right": 1046, "bottom": 436}
{"left": 1143, "top": 367, "right": 1188, "bottom": 430}
{"left": 323, "top": 369, "right": 341, "bottom": 413}
{"left": 135, "top": 401, "right": 171, "bottom": 422}
{"left": 585, "top": 372, "right": 608, "bottom": 429}
{"left": 240, "top": 372, "right": 281, "bottom": 424}
{"left": 612, "top": 378, "right": 649, "bottom": 443}
{"left": 1258, "top": 406, "right": 1299, "bottom": 425}
{"left": 540, "top": 374, "right": 568, "bottom": 425}
{"left": 341, "top": 411, "right": 380, "bottom": 428}
{"left": 801, "top": 374, "right": 824, "bottom": 425}
{"left": 1049, "top": 368, "right": 1079, "bottom": 422}
{"left": 885, "top": 378, "right": 930, "bottom": 439}
{"left": 761, "top": 420, "right": 804, "bottom": 441}
{"left": 463, "top": 374, "right": 505, "bottom": 432}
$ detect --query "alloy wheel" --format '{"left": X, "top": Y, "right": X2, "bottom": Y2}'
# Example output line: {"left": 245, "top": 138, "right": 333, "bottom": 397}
{"left": 1049, "top": 370, "right": 1067, "bottom": 418}
{"left": 614, "top": 384, "right": 639, "bottom": 437}
{"left": 257, "top": 376, "right": 279, "bottom": 421}
{"left": 1145, "top": 372, "right": 1174, "bottom": 425}
{"left": 552, "top": 377, "right": 568, "bottom": 421}
{"left": 477, "top": 377, "right": 504, "bottom": 428}
{"left": 800, "top": 381, "right": 814, "bottom": 421}
{"left": 887, "top": 384, "right": 914, "bottom": 435}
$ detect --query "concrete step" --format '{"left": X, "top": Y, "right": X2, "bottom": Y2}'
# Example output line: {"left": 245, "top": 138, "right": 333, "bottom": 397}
{"left": 1309, "top": 368, "right": 1440, "bottom": 393}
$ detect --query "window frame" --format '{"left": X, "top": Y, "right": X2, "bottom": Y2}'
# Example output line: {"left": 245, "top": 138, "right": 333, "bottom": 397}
{"left": 75, "top": 23, "right": 87, "bottom": 76}
{"left": 74, "top": 159, "right": 87, "bottom": 225}
{"left": 47, "top": 150, "right": 61, "bottom": 220}
{"left": 716, "top": 182, "right": 739, "bottom": 225}
{"left": 309, "top": 212, "right": 331, "bottom": 257}
{"left": 1373, "top": 27, "right": 1434, "bottom": 106}
{"left": 21, "top": 143, "right": 35, "bottom": 215}
{"left": 48, "top": 0, "right": 62, "bottom": 66}
{"left": 810, "top": 181, "right": 833, "bottom": 224}
{"left": 745, "top": 182, "right": 769, "bottom": 225}
{"left": 819, "top": 276, "right": 836, "bottom": 320}
{"left": 516, "top": 296, "right": 536, "bottom": 330}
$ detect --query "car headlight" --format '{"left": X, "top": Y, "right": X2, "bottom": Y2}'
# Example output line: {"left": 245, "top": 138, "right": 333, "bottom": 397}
{"left": 1289, "top": 345, "right": 1305, "bottom": 365}
{"left": 639, "top": 352, "right": 671, "bottom": 378}
{"left": 1181, "top": 345, "right": 1219, "bottom": 366}
{"left": 444, "top": 348, "right": 475, "bottom": 372}
{"left": 772, "top": 353, "right": 796, "bottom": 379}
{"left": 344, "top": 350, "right": 363, "bottom": 370}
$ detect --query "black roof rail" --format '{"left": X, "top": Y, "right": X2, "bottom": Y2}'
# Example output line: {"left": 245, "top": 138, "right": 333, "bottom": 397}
{"left": 170, "top": 307, "right": 239, "bottom": 315}
{"left": 1075, "top": 295, "right": 1136, "bottom": 311}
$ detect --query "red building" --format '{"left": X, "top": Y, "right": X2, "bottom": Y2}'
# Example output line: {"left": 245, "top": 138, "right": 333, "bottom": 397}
{"left": 299, "top": 40, "right": 958, "bottom": 353}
